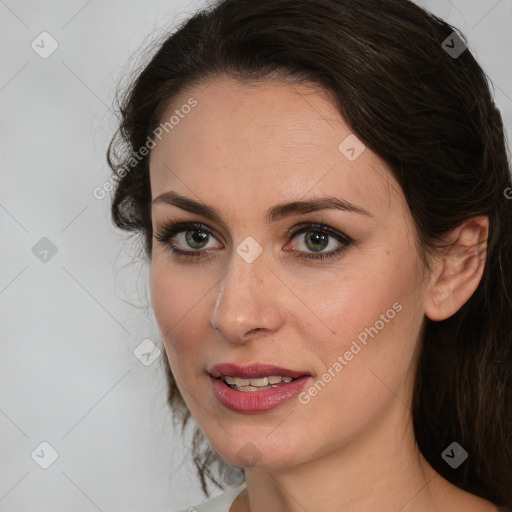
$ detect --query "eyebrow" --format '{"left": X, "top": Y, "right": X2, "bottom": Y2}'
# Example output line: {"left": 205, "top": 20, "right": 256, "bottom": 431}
{"left": 151, "top": 191, "right": 372, "bottom": 223}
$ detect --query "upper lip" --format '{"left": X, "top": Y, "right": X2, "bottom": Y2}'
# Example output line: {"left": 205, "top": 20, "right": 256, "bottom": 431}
{"left": 209, "top": 362, "right": 312, "bottom": 379}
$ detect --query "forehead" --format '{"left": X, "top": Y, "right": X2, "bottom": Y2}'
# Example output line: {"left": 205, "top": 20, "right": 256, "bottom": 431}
{"left": 149, "top": 77, "right": 398, "bottom": 218}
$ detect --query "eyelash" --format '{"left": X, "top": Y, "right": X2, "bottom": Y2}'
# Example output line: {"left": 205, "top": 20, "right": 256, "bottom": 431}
{"left": 154, "top": 219, "right": 354, "bottom": 262}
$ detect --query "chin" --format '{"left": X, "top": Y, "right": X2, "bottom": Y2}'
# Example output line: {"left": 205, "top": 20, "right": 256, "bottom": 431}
{"left": 207, "top": 431, "right": 307, "bottom": 470}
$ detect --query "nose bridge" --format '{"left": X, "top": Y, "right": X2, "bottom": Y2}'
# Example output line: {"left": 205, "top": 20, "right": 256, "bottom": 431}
{"left": 210, "top": 242, "right": 282, "bottom": 340}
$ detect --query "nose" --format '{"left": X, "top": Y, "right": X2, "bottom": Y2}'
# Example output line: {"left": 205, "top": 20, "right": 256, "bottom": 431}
{"left": 210, "top": 245, "right": 285, "bottom": 343}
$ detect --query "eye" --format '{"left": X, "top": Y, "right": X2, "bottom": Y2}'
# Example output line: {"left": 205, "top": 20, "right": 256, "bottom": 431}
{"left": 154, "top": 220, "right": 222, "bottom": 258}
{"left": 154, "top": 219, "right": 353, "bottom": 262}
{"left": 285, "top": 222, "right": 353, "bottom": 261}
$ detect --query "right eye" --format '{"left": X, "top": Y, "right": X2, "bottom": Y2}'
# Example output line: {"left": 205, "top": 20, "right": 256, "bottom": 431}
{"left": 154, "top": 220, "right": 223, "bottom": 258}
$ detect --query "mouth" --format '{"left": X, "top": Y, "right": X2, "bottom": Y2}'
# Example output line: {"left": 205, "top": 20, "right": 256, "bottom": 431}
{"left": 218, "top": 374, "right": 296, "bottom": 391}
{"left": 209, "top": 362, "right": 312, "bottom": 392}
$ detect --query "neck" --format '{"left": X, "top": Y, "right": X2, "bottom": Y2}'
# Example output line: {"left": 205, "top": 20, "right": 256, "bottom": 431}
{"left": 238, "top": 399, "right": 443, "bottom": 512}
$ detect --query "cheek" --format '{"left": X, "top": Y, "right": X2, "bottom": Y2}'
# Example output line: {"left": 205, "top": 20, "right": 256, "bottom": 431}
{"left": 309, "top": 242, "right": 424, "bottom": 385}
{"left": 150, "top": 264, "right": 178, "bottom": 339}
{"left": 319, "top": 250, "right": 412, "bottom": 332}
{"left": 149, "top": 261, "right": 212, "bottom": 362}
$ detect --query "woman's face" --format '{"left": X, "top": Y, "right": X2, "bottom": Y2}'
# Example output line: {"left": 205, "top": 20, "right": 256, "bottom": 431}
{"left": 149, "top": 76, "right": 431, "bottom": 469}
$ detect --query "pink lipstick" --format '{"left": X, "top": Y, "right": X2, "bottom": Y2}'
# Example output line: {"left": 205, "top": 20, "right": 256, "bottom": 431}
{"left": 209, "top": 362, "right": 312, "bottom": 413}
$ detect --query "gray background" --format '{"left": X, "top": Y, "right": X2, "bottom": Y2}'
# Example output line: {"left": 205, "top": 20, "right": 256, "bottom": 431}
{"left": 1, "top": 0, "right": 511, "bottom": 511}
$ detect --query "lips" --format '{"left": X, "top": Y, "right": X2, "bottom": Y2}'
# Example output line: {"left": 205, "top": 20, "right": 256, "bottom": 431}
{"left": 209, "top": 374, "right": 313, "bottom": 413}
{"left": 209, "top": 362, "right": 312, "bottom": 380}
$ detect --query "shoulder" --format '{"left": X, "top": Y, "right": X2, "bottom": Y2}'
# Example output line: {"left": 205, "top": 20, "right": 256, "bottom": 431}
{"left": 172, "top": 482, "right": 247, "bottom": 512}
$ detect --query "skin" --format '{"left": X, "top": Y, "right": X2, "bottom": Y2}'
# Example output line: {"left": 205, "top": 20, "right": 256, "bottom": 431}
{"left": 148, "top": 76, "right": 494, "bottom": 512}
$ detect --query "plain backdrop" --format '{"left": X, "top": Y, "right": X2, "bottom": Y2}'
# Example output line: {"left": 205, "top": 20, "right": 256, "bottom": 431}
{"left": 1, "top": 0, "right": 511, "bottom": 511}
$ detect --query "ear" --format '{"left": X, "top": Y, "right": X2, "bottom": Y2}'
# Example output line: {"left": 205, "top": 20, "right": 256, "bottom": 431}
{"left": 424, "top": 216, "right": 488, "bottom": 321}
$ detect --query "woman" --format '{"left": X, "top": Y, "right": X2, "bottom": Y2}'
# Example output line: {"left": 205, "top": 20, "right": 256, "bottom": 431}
{"left": 107, "top": 0, "right": 512, "bottom": 510}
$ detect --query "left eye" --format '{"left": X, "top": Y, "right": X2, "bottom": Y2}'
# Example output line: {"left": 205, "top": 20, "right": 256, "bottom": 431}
{"left": 285, "top": 223, "right": 353, "bottom": 261}
{"left": 154, "top": 221, "right": 353, "bottom": 261}
{"left": 290, "top": 229, "right": 338, "bottom": 253}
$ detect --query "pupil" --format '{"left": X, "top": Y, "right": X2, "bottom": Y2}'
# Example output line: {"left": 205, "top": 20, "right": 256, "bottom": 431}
{"left": 306, "top": 232, "right": 328, "bottom": 252}
{"left": 186, "top": 230, "right": 208, "bottom": 248}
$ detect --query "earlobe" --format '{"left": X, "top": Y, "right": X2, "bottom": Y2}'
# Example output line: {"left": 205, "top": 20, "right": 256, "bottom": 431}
{"left": 424, "top": 216, "right": 489, "bottom": 322}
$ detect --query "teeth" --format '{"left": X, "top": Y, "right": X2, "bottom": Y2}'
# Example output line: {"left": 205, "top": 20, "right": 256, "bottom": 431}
{"left": 222, "top": 375, "right": 296, "bottom": 388}
{"left": 248, "top": 377, "right": 268, "bottom": 386}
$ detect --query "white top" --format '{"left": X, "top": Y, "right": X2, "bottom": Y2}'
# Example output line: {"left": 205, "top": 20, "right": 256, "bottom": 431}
{"left": 173, "top": 483, "right": 247, "bottom": 512}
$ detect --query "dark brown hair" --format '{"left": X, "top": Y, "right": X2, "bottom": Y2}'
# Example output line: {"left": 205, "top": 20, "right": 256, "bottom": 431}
{"left": 106, "top": 0, "right": 512, "bottom": 507}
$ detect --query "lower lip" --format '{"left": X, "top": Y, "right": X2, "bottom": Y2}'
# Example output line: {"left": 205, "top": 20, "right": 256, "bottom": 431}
{"left": 209, "top": 375, "right": 312, "bottom": 413}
